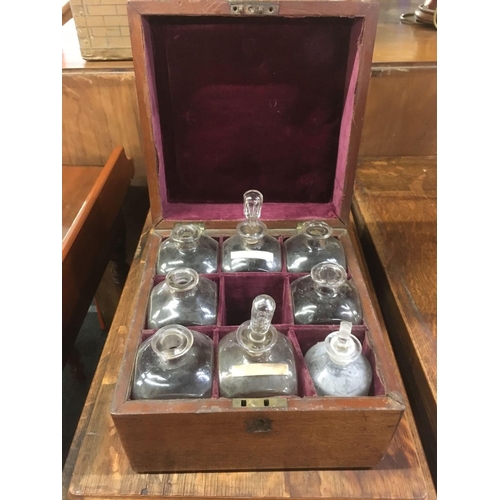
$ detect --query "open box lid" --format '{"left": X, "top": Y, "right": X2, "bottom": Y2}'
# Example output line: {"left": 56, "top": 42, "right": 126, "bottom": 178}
{"left": 128, "top": 0, "right": 379, "bottom": 228}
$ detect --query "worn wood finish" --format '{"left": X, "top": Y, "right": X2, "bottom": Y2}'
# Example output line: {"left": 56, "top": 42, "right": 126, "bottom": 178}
{"left": 352, "top": 156, "right": 437, "bottom": 484}
{"left": 361, "top": 66, "right": 436, "bottom": 157}
{"left": 63, "top": 214, "right": 435, "bottom": 499}
{"left": 62, "top": 147, "right": 134, "bottom": 367}
{"left": 63, "top": 1, "right": 73, "bottom": 26}
{"left": 110, "top": 224, "right": 405, "bottom": 472}
{"left": 62, "top": 71, "right": 145, "bottom": 184}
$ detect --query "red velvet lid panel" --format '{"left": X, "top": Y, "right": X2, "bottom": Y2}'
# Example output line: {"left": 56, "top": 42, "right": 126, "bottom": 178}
{"left": 143, "top": 15, "right": 365, "bottom": 223}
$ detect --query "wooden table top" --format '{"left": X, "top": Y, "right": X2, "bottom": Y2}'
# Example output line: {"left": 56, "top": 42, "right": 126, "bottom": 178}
{"left": 352, "top": 156, "right": 437, "bottom": 481}
{"left": 62, "top": 165, "right": 102, "bottom": 243}
{"left": 62, "top": 147, "right": 135, "bottom": 367}
{"left": 62, "top": 0, "right": 436, "bottom": 71}
{"left": 63, "top": 212, "right": 436, "bottom": 500}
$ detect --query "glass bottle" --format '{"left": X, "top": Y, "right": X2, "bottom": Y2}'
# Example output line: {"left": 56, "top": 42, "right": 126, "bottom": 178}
{"left": 218, "top": 295, "right": 298, "bottom": 398}
{"left": 222, "top": 190, "right": 281, "bottom": 272}
{"left": 147, "top": 267, "right": 217, "bottom": 329}
{"left": 284, "top": 220, "right": 346, "bottom": 272}
{"left": 132, "top": 324, "right": 214, "bottom": 400}
{"left": 291, "top": 262, "right": 363, "bottom": 325}
{"left": 304, "top": 321, "right": 372, "bottom": 397}
{"left": 156, "top": 223, "right": 218, "bottom": 275}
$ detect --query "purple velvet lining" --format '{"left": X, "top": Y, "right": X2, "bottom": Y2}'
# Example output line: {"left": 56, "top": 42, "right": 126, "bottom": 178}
{"left": 142, "top": 16, "right": 364, "bottom": 221}
{"left": 136, "top": 247, "right": 384, "bottom": 399}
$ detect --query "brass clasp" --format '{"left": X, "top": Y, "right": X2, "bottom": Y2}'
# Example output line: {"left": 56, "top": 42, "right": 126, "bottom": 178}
{"left": 229, "top": 2, "right": 279, "bottom": 16}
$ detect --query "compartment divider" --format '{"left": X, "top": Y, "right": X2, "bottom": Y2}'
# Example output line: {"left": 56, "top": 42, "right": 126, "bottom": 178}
{"left": 287, "top": 329, "right": 318, "bottom": 397}
{"left": 283, "top": 276, "right": 294, "bottom": 324}
{"left": 217, "top": 275, "right": 226, "bottom": 326}
{"left": 217, "top": 236, "right": 224, "bottom": 272}
{"left": 211, "top": 328, "right": 220, "bottom": 398}
{"left": 278, "top": 235, "right": 287, "bottom": 273}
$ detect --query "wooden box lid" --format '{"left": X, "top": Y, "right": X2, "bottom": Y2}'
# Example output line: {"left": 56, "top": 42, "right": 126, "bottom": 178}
{"left": 128, "top": 0, "right": 379, "bottom": 228}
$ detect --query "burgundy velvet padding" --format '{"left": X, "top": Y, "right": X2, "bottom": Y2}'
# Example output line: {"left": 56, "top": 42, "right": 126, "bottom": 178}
{"left": 143, "top": 16, "right": 363, "bottom": 221}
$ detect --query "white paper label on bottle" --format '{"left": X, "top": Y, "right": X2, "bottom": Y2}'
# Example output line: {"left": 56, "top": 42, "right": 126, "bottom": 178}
{"left": 231, "top": 363, "right": 290, "bottom": 377}
{"left": 230, "top": 250, "right": 274, "bottom": 262}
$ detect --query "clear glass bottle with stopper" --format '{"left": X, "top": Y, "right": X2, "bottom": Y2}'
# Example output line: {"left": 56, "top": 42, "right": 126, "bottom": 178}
{"left": 132, "top": 325, "right": 214, "bottom": 400}
{"left": 218, "top": 295, "right": 298, "bottom": 398}
{"left": 222, "top": 190, "right": 281, "bottom": 272}
{"left": 304, "top": 321, "right": 372, "bottom": 397}
{"left": 156, "top": 223, "right": 218, "bottom": 275}
{"left": 147, "top": 267, "right": 217, "bottom": 329}
{"left": 291, "top": 262, "right": 363, "bottom": 325}
{"left": 284, "top": 220, "right": 346, "bottom": 272}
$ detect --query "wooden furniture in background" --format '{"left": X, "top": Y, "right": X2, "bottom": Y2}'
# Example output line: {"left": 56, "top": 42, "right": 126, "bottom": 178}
{"left": 63, "top": 2, "right": 72, "bottom": 26}
{"left": 62, "top": 146, "right": 134, "bottom": 368}
{"left": 62, "top": 0, "right": 436, "bottom": 184}
{"left": 352, "top": 156, "right": 437, "bottom": 484}
{"left": 62, "top": 212, "right": 436, "bottom": 500}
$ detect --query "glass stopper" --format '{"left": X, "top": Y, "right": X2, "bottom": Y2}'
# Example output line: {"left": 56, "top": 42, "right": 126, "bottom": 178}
{"left": 243, "top": 189, "right": 263, "bottom": 222}
{"left": 324, "top": 321, "right": 362, "bottom": 366}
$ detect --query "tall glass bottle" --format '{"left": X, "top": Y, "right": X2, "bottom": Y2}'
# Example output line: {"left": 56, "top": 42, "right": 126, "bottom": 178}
{"left": 147, "top": 267, "right": 217, "bottom": 329}
{"left": 284, "top": 220, "right": 346, "bottom": 272}
{"left": 156, "top": 223, "right": 218, "bottom": 275}
{"left": 132, "top": 325, "right": 214, "bottom": 400}
{"left": 222, "top": 190, "right": 281, "bottom": 272}
{"left": 291, "top": 262, "right": 363, "bottom": 325}
{"left": 218, "top": 295, "right": 298, "bottom": 398}
{"left": 304, "top": 321, "right": 372, "bottom": 397}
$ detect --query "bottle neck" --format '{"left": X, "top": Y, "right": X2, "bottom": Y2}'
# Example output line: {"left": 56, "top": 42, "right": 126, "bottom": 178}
{"left": 311, "top": 262, "right": 346, "bottom": 296}
{"left": 170, "top": 224, "right": 202, "bottom": 253}
{"left": 237, "top": 220, "right": 267, "bottom": 248}
{"left": 151, "top": 325, "right": 194, "bottom": 368}
{"left": 302, "top": 221, "right": 333, "bottom": 251}
{"left": 165, "top": 268, "right": 199, "bottom": 297}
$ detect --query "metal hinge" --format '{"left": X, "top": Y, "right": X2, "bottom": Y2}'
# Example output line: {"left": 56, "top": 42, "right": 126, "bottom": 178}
{"left": 229, "top": 1, "right": 279, "bottom": 16}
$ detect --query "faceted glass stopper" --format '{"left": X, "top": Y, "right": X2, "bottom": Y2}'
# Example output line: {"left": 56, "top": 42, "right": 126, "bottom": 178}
{"left": 243, "top": 189, "right": 263, "bottom": 221}
{"left": 236, "top": 294, "right": 278, "bottom": 355}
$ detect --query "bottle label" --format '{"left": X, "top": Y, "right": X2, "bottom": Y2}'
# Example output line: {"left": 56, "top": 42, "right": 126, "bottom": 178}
{"left": 230, "top": 250, "right": 274, "bottom": 262}
{"left": 231, "top": 363, "right": 290, "bottom": 377}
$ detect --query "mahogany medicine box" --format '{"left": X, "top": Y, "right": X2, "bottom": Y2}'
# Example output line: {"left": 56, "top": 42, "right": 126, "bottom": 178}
{"left": 111, "top": 0, "right": 406, "bottom": 473}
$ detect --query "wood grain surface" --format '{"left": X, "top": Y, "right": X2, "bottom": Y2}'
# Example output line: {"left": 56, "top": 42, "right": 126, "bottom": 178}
{"left": 62, "top": 147, "right": 134, "bottom": 367}
{"left": 61, "top": 0, "right": 436, "bottom": 176}
{"left": 352, "top": 156, "right": 437, "bottom": 484}
{"left": 62, "top": 214, "right": 436, "bottom": 500}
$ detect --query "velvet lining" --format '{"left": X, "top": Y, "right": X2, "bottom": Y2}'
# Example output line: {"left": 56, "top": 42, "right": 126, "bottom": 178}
{"left": 143, "top": 15, "right": 363, "bottom": 221}
{"left": 137, "top": 233, "right": 384, "bottom": 400}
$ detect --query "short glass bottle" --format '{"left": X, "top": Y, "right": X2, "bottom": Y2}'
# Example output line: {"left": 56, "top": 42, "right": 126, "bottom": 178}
{"left": 147, "top": 268, "right": 217, "bottom": 329}
{"left": 218, "top": 295, "right": 298, "bottom": 398}
{"left": 132, "top": 325, "right": 214, "bottom": 400}
{"left": 284, "top": 220, "right": 346, "bottom": 272}
{"left": 304, "top": 321, "right": 372, "bottom": 397}
{"left": 156, "top": 223, "right": 218, "bottom": 275}
{"left": 291, "top": 262, "right": 363, "bottom": 325}
{"left": 222, "top": 190, "right": 281, "bottom": 272}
